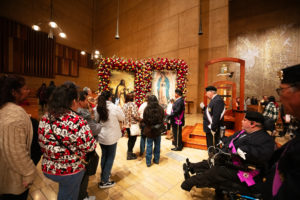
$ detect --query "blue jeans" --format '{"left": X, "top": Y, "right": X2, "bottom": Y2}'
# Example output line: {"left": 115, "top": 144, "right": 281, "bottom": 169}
{"left": 140, "top": 127, "right": 146, "bottom": 154}
{"left": 100, "top": 143, "right": 117, "bottom": 183}
{"left": 146, "top": 136, "right": 161, "bottom": 166}
{"left": 140, "top": 135, "right": 146, "bottom": 155}
{"left": 43, "top": 170, "right": 85, "bottom": 200}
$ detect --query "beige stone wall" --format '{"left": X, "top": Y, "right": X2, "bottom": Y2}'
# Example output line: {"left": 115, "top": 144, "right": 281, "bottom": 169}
{"left": 95, "top": 0, "right": 229, "bottom": 113}
{"left": 197, "top": 0, "right": 229, "bottom": 111}
{"left": 229, "top": 0, "right": 300, "bottom": 100}
{"left": 1, "top": 0, "right": 230, "bottom": 113}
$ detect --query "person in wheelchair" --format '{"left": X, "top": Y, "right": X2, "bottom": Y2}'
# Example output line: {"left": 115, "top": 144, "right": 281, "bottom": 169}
{"left": 181, "top": 111, "right": 275, "bottom": 198}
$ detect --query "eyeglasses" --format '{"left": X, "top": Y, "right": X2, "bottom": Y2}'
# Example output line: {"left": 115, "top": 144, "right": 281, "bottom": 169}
{"left": 276, "top": 85, "right": 294, "bottom": 95}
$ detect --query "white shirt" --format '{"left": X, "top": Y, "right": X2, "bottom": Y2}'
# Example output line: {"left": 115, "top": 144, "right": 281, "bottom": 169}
{"left": 94, "top": 101, "right": 125, "bottom": 145}
{"left": 166, "top": 102, "right": 173, "bottom": 115}
{"left": 138, "top": 102, "right": 147, "bottom": 119}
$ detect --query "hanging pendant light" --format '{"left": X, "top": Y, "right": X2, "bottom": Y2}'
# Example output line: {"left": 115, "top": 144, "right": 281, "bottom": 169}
{"left": 32, "top": 24, "right": 41, "bottom": 31}
{"left": 198, "top": 0, "right": 203, "bottom": 35}
{"left": 49, "top": 21, "right": 58, "bottom": 28}
{"left": 90, "top": 0, "right": 101, "bottom": 61}
{"left": 115, "top": 0, "right": 120, "bottom": 39}
{"left": 48, "top": 28, "right": 54, "bottom": 39}
{"left": 59, "top": 32, "right": 66, "bottom": 38}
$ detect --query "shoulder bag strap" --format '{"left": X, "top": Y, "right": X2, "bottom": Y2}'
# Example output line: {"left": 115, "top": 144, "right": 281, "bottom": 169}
{"left": 48, "top": 114, "right": 88, "bottom": 164}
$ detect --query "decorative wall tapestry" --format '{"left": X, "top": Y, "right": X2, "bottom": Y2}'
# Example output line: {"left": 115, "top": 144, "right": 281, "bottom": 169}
{"left": 97, "top": 57, "right": 188, "bottom": 106}
{"left": 152, "top": 71, "right": 176, "bottom": 107}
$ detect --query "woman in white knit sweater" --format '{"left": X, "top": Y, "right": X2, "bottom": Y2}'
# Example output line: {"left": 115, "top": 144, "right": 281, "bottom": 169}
{"left": 0, "top": 75, "right": 36, "bottom": 200}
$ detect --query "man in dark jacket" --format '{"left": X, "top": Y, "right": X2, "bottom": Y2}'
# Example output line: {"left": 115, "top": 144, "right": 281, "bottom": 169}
{"left": 45, "top": 81, "right": 56, "bottom": 102}
{"left": 263, "top": 64, "right": 300, "bottom": 200}
{"left": 169, "top": 89, "right": 185, "bottom": 151}
{"left": 181, "top": 111, "right": 275, "bottom": 197}
{"left": 203, "top": 86, "right": 225, "bottom": 147}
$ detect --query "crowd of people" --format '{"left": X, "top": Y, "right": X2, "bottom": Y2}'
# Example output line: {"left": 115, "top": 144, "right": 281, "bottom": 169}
{"left": 0, "top": 74, "right": 185, "bottom": 200}
{"left": 0, "top": 64, "right": 299, "bottom": 200}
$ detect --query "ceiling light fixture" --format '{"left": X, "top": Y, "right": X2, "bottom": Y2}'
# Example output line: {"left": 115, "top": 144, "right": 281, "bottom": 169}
{"left": 48, "top": 28, "right": 54, "bottom": 39}
{"left": 198, "top": 0, "right": 203, "bottom": 35}
{"left": 59, "top": 32, "right": 66, "bottom": 38}
{"left": 49, "top": 21, "right": 58, "bottom": 28}
{"left": 115, "top": 0, "right": 120, "bottom": 39}
{"left": 81, "top": 51, "right": 86, "bottom": 55}
{"left": 90, "top": 0, "right": 101, "bottom": 61}
{"left": 32, "top": 0, "right": 67, "bottom": 39}
{"left": 32, "top": 24, "right": 41, "bottom": 31}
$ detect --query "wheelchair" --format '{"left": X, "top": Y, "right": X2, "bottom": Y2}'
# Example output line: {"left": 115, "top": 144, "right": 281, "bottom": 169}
{"left": 183, "top": 146, "right": 263, "bottom": 200}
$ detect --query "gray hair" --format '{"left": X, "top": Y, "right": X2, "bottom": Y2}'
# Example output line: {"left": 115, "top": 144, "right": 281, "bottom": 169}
{"left": 83, "top": 87, "right": 91, "bottom": 93}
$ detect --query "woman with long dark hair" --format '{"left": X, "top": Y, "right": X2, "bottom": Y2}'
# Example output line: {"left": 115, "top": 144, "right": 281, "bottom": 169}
{"left": 95, "top": 90, "right": 125, "bottom": 188}
{"left": 0, "top": 75, "right": 36, "bottom": 200}
{"left": 122, "top": 93, "right": 140, "bottom": 160}
{"left": 38, "top": 82, "right": 96, "bottom": 200}
{"left": 142, "top": 95, "right": 165, "bottom": 167}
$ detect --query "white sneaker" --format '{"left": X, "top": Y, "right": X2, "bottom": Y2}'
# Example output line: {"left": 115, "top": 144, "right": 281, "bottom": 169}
{"left": 88, "top": 196, "right": 96, "bottom": 200}
{"left": 83, "top": 196, "right": 96, "bottom": 200}
{"left": 98, "top": 180, "right": 115, "bottom": 189}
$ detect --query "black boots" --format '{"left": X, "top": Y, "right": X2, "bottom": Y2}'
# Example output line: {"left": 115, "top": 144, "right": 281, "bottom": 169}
{"left": 183, "top": 158, "right": 192, "bottom": 180}
{"left": 127, "top": 152, "right": 137, "bottom": 160}
{"left": 183, "top": 158, "right": 197, "bottom": 180}
{"left": 183, "top": 163, "right": 191, "bottom": 180}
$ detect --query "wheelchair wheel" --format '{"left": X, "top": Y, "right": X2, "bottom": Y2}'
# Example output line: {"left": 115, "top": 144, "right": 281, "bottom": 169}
{"left": 228, "top": 192, "right": 261, "bottom": 200}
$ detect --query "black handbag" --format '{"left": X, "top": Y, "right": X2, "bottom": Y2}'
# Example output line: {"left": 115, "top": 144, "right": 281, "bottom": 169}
{"left": 152, "top": 123, "right": 166, "bottom": 134}
{"left": 85, "top": 150, "right": 99, "bottom": 176}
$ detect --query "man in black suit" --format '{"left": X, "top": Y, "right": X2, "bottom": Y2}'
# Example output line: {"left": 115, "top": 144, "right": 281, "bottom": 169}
{"left": 203, "top": 86, "right": 225, "bottom": 147}
{"left": 169, "top": 89, "right": 185, "bottom": 151}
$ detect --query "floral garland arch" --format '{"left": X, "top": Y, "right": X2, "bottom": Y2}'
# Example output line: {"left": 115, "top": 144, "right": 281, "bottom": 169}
{"left": 97, "top": 57, "right": 188, "bottom": 106}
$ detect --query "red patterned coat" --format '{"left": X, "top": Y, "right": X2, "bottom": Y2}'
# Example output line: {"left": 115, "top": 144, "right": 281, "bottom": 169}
{"left": 38, "top": 111, "right": 96, "bottom": 175}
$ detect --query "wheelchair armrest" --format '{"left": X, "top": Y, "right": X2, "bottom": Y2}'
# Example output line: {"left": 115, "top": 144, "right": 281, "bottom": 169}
{"left": 247, "top": 165, "right": 257, "bottom": 171}
{"left": 223, "top": 161, "right": 257, "bottom": 172}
